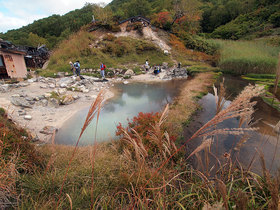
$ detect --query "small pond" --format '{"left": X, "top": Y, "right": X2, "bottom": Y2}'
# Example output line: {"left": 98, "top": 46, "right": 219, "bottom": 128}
{"left": 55, "top": 80, "right": 187, "bottom": 146}
{"left": 184, "top": 75, "right": 280, "bottom": 175}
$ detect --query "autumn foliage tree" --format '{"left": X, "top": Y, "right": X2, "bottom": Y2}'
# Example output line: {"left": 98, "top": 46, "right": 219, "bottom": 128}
{"left": 151, "top": 11, "right": 173, "bottom": 30}
{"left": 171, "top": 0, "right": 202, "bottom": 34}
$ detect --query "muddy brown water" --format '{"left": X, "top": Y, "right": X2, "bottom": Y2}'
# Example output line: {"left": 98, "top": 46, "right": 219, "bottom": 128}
{"left": 184, "top": 75, "right": 280, "bottom": 175}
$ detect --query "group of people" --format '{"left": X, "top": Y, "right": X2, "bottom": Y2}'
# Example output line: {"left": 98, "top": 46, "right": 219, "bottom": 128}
{"left": 69, "top": 61, "right": 106, "bottom": 80}
{"left": 69, "top": 59, "right": 179, "bottom": 79}
{"left": 69, "top": 61, "right": 81, "bottom": 76}
{"left": 144, "top": 60, "right": 161, "bottom": 75}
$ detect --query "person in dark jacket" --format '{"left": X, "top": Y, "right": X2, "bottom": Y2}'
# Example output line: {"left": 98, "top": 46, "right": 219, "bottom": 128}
{"left": 74, "top": 61, "right": 81, "bottom": 76}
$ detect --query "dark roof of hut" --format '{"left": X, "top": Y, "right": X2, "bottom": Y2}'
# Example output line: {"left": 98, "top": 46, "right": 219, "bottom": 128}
{"left": 119, "top": 15, "right": 150, "bottom": 25}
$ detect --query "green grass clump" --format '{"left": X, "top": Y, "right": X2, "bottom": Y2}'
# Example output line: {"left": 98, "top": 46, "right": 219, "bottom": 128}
{"left": 133, "top": 66, "right": 143, "bottom": 75}
{"left": 213, "top": 39, "right": 280, "bottom": 75}
{"left": 188, "top": 64, "right": 220, "bottom": 74}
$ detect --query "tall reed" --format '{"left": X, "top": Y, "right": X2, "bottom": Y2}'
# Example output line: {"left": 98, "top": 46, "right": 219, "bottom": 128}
{"left": 273, "top": 53, "right": 280, "bottom": 94}
{"left": 56, "top": 90, "right": 105, "bottom": 208}
{"left": 136, "top": 84, "right": 264, "bottom": 208}
{"left": 213, "top": 39, "right": 280, "bottom": 74}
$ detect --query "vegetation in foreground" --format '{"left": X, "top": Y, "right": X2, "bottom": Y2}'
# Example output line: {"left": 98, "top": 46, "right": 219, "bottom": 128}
{"left": 1, "top": 77, "right": 280, "bottom": 209}
{"left": 0, "top": 108, "right": 45, "bottom": 208}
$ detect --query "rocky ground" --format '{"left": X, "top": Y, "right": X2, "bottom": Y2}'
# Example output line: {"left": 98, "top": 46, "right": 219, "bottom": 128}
{"left": 0, "top": 65, "right": 188, "bottom": 143}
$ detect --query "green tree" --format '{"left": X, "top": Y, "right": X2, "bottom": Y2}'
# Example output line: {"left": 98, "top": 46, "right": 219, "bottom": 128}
{"left": 93, "top": 3, "right": 113, "bottom": 25}
{"left": 125, "top": 0, "right": 152, "bottom": 17}
{"left": 27, "top": 33, "right": 48, "bottom": 47}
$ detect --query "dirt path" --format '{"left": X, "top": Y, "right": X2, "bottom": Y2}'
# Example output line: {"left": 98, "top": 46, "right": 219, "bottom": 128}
{"left": 166, "top": 72, "right": 216, "bottom": 135}
{"left": 115, "top": 27, "right": 171, "bottom": 52}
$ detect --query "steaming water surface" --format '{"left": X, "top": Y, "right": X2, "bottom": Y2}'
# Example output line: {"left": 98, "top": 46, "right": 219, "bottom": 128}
{"left": 55, "top": 80, "right": 186, "bottom": 146}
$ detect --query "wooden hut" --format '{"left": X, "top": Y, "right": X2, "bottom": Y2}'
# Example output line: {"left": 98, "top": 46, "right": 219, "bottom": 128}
{"left": 119, "top": 16, "right": 150, "bottom": 31}
{"left": 0, "top": 40, "right": 27, "bottom": 79}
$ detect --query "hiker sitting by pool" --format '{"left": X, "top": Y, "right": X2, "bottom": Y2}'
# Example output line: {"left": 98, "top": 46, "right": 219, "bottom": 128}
{"left": 154, "top": 65, "right": 160, "bottom": 75}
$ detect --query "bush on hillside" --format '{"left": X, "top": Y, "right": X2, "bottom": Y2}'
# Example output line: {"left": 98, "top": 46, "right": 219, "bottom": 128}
{"left": 136, "top": 40, "right": 158, "bottom": 54}
{"left": 211, "top": 5, "right": 280, "bottom": 39}
{"left": 103, "top": 33, "right": 117, "bottom": 41}
{"left": 102, "top": 38, "right": 131, "bottom": 57}
{"left": 181, "top": 34, "right": 219, "bottom": 55}
{"left": 269, "top": 12, "right": 280, "bottom": 27}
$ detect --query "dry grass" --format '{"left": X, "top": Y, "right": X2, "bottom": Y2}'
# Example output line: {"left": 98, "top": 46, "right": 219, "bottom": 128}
{"left": 118, "top": 105, "right": 177, "bottom": 167}
{"left": 56, "top": 90, "right": 105, "bottom": 208}
{"left": 0, "top": 155, "right": 18, "bottom": 208}
{"left": 273, "top": 53, "right": 280, "bottom": 94}
{"left": 166, "top": 72, "right": 215, "bottom": 135}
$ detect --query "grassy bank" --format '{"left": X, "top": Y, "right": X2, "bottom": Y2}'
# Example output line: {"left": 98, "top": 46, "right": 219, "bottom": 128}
{"left": 213, "top": 39, "right": 280, "bottom": 75}
{"left": 0, "top": 108, "right": 45, "bottom": 209}
{"left": 43, "top": 30, "right": 173, "bottom": 77}
{"left": 166, "top": 72, "right": 215, "bottom": 135}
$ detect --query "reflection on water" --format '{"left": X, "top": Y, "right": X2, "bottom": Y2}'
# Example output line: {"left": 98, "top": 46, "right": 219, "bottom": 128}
{"left": 55, "top": 80, "right": 186, "bottom": 146}
{"left": 185, "top": 75, "right": 280, "bottom": 175}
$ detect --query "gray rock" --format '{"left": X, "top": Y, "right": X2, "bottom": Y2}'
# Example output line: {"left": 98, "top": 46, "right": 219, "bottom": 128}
{"left": 82, "top": 88, "right": 89, "bottom": 93}
{"left": 49, "top": 98, "right": 60, "bottom": 108}
{"left": 57, "top": 77, "right": 74, "bottom": 87}
{"left": 58, "top": 88, "right": 67, "bottom": 95}
{"left": 27, "top": 79, "right": 34, "bottom": 83}
{"left": 11, "top": 96, "right": 32, "bottom": 108}
{"left": 24, "top": 115, "right": 32, "bottom": 120}
{"left": 49, "top": 84, "right": 56, "bottom": 88}
{"left": 25, "top": 97, "right": 34, "bottom": 101}
{"left": 30, "top": 132, "right": 39, "bottom": 142}
{"left": 40, "top": 126, "right": 58, "bottom": 135}
{"left": 40, "top": 84, "right": 48, "bottom": 89}
{"left": 34, "top": 97, "right": 40, "bottom": 101}
{"left": 162, "top": 62, "right": 168, "bottom": 69}
{"left": 73, "top": 95, "right": 80, "bottom": 100}
{"left": 124, "top": 69, "right": 134, "bottom": 76}
{"left": 18, "top": 110, "right": 26, "bottom": 116}
{"left": 61, "top": 95, "right": 75, "bottom": 105}
{"left": 44, "top": 93, "right": 52, "bottom": 98}
{"left": 59, "top": 83, "right": 67, "bottom": 88}
{"left": 57, "top": 72, "right": 65, "bottom": 78}
{"left": 20, "top": 83, "right": 29, "bottom": 87}
{"left": 41, "top": 99, "right": 48, "bottom": 107}
{"left": 0, "top": 84, "right": 10, "bottom": 93}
